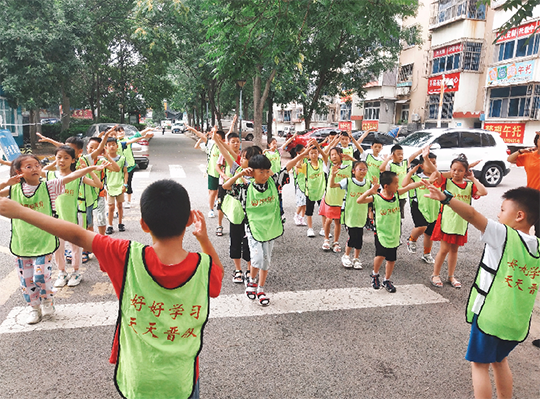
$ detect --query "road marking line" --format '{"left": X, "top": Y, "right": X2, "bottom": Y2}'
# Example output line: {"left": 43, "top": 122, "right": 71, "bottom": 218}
{"left": 169, "top": 165, "right": 186, "bottom": 178}
{"left": 133, "top": 165, "right": 152, "bottom": 179}
{"left": 0, "top": 245, "right": 11, "bottom": 255}
{"left": 0, "top": 268, "right": 19, "bottom": 307}
{"left": 89, "top": 282, "right": 116, "bottom": 296}
{"left": 0, "top": 284, "right": 447, "bottom": 334}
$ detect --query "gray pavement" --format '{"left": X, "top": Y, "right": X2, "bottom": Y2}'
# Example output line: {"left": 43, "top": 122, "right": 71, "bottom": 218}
{"left": 0, "top": 131, "right": 538, "bottom": 398}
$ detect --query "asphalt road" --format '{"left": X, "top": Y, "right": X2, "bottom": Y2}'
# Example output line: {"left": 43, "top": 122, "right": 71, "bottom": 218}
{"left": 0, "top": 131, "right": 538, "bottom": 399}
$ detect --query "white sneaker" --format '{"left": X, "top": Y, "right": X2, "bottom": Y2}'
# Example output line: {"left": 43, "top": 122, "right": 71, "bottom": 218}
{"left": 300, "top": 216, "right": 307, "bottom": 226}
{"left": 341, "top": 254, "right": 352, "bottom": 268}
{"left": 294, "top": 214, "right": 301, "bottom": 226}
{"left": 41, "top": 299, "right": 55, "bottom": 317}
{"left": 307, "top": 228, "right": 315, "bottom": 237}
{"left": 67, "top": 271, "right": 82, "bottom": 287}
{"left": 421, "top": 253, "right": 435, "bottom": 264}
{"left": 352, "top": 258, "right": 363, "bottom": 270}
{"left": 208, "top": 210, "right": 215, "bottom": 218}
{"left": 407, "top": 240, "right": 417, "bottom": 254}
{"left": 319, "top": 229, "right": 332, "bottom": 238}
{"left": 124, "top": 201, "right": 131, "bottom": 209}
{"left": 26, "top": 306, "right": 42, "bottom": 324}
{"left": 54, "top": 271, "right": 69, "bottom": 288}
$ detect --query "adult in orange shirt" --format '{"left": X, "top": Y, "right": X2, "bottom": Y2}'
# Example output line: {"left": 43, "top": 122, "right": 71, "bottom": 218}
{"left": 508, "top": 132, "right": 540, "bottom": 349}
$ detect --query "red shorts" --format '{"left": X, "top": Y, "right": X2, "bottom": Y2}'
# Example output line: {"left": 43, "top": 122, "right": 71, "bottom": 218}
{"left": 318, "top": 197, "right": 341, "bottom": 220}
{"left": 431, "top": 214, "right": 468, "bottom": 246}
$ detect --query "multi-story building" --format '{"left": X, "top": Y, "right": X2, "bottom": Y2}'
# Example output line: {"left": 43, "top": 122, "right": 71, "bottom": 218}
{"left": 0, "top": 86, "right": 23, "bottom": 146}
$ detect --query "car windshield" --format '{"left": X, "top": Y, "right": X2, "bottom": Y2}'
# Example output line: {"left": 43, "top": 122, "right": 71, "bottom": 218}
{"left": 397, "top": 132, "right": 433, "bottom": 147}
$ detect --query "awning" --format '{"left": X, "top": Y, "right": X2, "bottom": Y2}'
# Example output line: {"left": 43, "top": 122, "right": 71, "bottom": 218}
{"left": 395, "top": 100, "right": 410, "bottom": 104}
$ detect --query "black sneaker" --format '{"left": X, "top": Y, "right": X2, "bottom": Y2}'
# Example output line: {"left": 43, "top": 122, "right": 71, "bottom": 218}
{"left": 118, "top": 224, "right": 125, "bottom": 232}
{"left": 383, "top": 280, "right": 396, "bottom": 293}
{"left": 106, "top": 226, "right": 114, "bottom": 235}
{"left": 371, "top": 273, "right": 380, "bottom": 290}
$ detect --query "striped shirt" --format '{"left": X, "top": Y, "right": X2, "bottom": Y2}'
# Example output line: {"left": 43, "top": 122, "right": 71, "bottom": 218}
{"left": 22, "top": 178, "right": 65, "bottom": 211}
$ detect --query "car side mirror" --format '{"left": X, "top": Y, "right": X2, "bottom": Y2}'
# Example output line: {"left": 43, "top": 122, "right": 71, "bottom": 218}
{"left": 430, "top": 143, "right": 441, "bottom": 150}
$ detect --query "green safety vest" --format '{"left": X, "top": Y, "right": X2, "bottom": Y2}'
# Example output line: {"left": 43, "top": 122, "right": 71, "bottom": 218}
{"left": 389, "top": 161, "right": 407, "bottom": 199}
{"left": 409, "top": 174, "right": 440, "bottom": 224}
{"left": 440, "top": 179, "right": 473, "bottom": 236}
{"left": 293, "top": 165, "right": 306, "bottom": 194}
{"left": 305, "top": 159, "right": 325, "bottom": 201}
{"left": 466, "top": 226, "right": 540, "bottom": 342}
{"left": 366, "top": 153, "right": 383, "bottom": 181}
{"left": 265, "top": 150, "right": 281, "bottom": 175}
{"left": 222, "top": 167, "right": 246, "bottom": 225}
{"left": 115, "top": 242, "right": 211, "bottom": 399}
{"left": 9, "top": 182, "right": 59, "bottom": 257}
{"left": 105, "top": 156, "right": 126, "bottom": 196}
{"left": 120, "top": 138, "right": 136, "bottom": 169}
{"left": 207, "top": 141, "right": 220, "bottom": 178}
{"left": 341, "top": 145, "right": 355, "bottom": 167}
{"left": 47, "top": 171, "right": 83, "bottom": 225}
{"left": 373, "top": 193, "right": 401, "bottom": 248}
{"left": 245, "top": 179, "right": 283, "bottom": 242}
{"left": 77, "top": 156, "right": 98, "bottom": 210}
{"left": 344, "top": 178, "right": 370, "bottom": 228}
{"left": 324, "top": 164, "right": 351, "bottom": 207}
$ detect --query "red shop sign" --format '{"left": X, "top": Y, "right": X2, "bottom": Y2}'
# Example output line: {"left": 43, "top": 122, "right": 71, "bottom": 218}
{"left": 496, "top": 21, "right": 539, "bottom": 43}
{"left": 427, "top": 72, "right": 460, "bottom": 94}
{"left": 433, "top": 43, "right": 463, "bottom": 58}
{"left": 483, "top": 123, "right": 525, "bottom": 144}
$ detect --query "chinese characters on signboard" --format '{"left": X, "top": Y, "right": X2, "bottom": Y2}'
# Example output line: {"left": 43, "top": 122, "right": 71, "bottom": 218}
{"left": 483, "top": 123, "right": 525, "bottom": 144}
{"left": 427, "top": 72, "right": 460, "bottom": 94}
{"left": 496, "top": 21, "right": 539, "bottom": 43}
{"left": 71, "top": 109, "right": 93, "bottom": 119}
{"left": 338, "top": 121, "right": 352, "bottom": 131}
{"left": 361, "top": 120, "right": 379, "bottom": 131}
{"left": 487, "top": 60, "right": 534, "bottom": 86}
{"left": 0, "top": 129, "right": 21, "bottom": 161}
{"left": 433, "top": 43, "right": 463, "bottom": 58}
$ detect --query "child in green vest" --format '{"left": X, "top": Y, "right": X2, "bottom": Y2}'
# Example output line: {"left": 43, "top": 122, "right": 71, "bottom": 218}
{"left": 422, "top": 183, "right": 540, "bottom": 399}
{"left": 357, "top": 171, "right": 417, "bottom": 293}
{"left": 303, "top": 139, "right": 329, "bottom": 237}
{"left": 337, "top": 130, "right": 366, "bottom": 167}
{"left": 364, "top": 137, "right": 385, "bottom": 230}
{"left": 49, "top": 146, "right": 104, "bottom": 288}
{"left": 429, "top": 154, "right": 487, "bottom": 289}
{"left": 0, "top": 179, "right": 224, "bottom": 399}
{"left": 292, "top": 144, "right": 307, "bottom": 226}
{"left": 0, "top": 154, "right": 106, "bottom": 324}
{"left": 402, "top": 149, "right": 439, "bottom": 264}
{"left": 223, "top": 151, "right": 307, "bottom": 306}
{"left": 104, "top": 137, "right": 128, "bottom": 235}
{"left": 329, "top": 160, "right": 371, "bottom": 269}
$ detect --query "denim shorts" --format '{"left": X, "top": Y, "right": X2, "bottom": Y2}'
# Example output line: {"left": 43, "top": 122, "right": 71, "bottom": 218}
{"left": 465, "top": 315, "right": 519, "bottom": 363}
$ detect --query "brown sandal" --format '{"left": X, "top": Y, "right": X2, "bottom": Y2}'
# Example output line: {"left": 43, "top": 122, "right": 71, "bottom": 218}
{"left": 430, "top": 275, "right": 443, "bottom": 288}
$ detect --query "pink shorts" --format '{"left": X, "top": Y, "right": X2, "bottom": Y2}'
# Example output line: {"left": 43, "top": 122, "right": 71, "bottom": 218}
{"left": 318, "top": 197, "right": 341, "bottom": 220}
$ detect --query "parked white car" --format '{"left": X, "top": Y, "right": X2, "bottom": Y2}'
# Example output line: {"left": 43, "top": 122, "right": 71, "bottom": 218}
{"left": 171, "top": 121, "right": 186, "bottom": 134}
{"left": 396, "top": 128, "right": 511, "bottom": 187}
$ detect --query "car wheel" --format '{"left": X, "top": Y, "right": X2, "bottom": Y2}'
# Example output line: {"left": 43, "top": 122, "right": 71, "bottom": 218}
{"left": 480, "top": 163, "right": 503, "bottom": 187}
{"left": 138, "top": 162, "right": 149, "bottom": 170}
{"left": 245, "top": 134, "right": 254, "bottom": 141}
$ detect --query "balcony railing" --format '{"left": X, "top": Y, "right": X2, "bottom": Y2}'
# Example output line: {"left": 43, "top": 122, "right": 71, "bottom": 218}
{"left": 429, "top": 0, "right": 486, "bottom": 28}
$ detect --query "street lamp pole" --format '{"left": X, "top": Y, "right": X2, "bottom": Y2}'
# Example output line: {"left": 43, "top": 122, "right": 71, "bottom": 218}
{"left": 437, "top": 74, "right": 445, "bottom": 128}
{"left": 237, "top": 79, "right": 246, "bottom": 147}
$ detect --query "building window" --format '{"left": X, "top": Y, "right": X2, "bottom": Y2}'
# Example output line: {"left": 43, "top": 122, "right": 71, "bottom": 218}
{"left": 400, "top": 104, "right": 410, "bottom": 122}
{"left": 0, "top": 98, "right": 16, "bottom": 134}
{"left": 283, "top": 110, "right": 291, "bottom": 122}
{"left": 428, "top": 93, "right": 455, "bottom": 119}
{"left": 312, "top": 112, "right": 328, "bottom": 122}
{"left": 435, "top": 0, "right": 486, "bottom": 25}
{"left": 432, "top": 42, "right": 482, "bottom": 74}
{"left": 496, "top": 34, "right": 540, "bottom": 62}
{"left": 340, "top": 103, "right": 351, "bottom": 121}
{"left": 398, "top": 64, "right": 414, "bottom": 84}
{"left": 364, "top": 101, "right": 380, "bottom": 120}
{"left": 488, "top": 84, "right": 540, "bottom": 118}
{"left": 293, "top": 108, "right": 302, "bottom": 121}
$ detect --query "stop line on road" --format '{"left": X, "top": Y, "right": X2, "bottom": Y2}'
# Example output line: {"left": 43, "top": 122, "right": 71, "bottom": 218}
{"left": 0, "top": 284, "right": 448, "bottom": 334}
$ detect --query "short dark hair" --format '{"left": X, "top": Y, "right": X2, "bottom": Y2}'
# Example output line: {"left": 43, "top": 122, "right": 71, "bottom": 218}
{"left": 215, "top": 130, "right": 226, "bottom": 140}
{"left": 140, "top": 180, "right": 191, "bottom": 238}
{"left": 242, "top": 145, "right": 262, "bottom": 160}
{"left": 391, "top": 144, "right": 403, "bottom": 153}
{"left": 329, "top": 131, "right": 338, "bottom": 136}
{"left": 227, "top": 132, "right": 239, "bottom": 140}
{"left": 534, "top": 134, "right": 539, "bottom": 147}
{"left": 451, "top": 153, "right": 469, "bottom": 170}
{"left": 88, "top": 137, "right": 102, "bottom": 144}
{"left": 372, "top": 138, "right": 384, "bottom": 146}
{"left": 419, "top": 153, "right": 437, "bottom": 164}
{"left": 65, "top": 136, "right": 84, "bottom": 150}
{"left": 106, "top": 137, "right": 117, "bottom": 144}
{"left": 295, "top": 144, "right": 305, "bottom": 153}
{"left": 248, "top": 154, "right": 272, "bottom": 170}
{"left": 55, "top": 145, "right": 77, "bottom": 171}
{"left": 340, "top": 131, "right": 349, "bottom": 137}
{"left": 380, "top": 171, "right": 397, "bottom": 188}
{"left": 502, "top": 187, "right": 540, "bottom": 227}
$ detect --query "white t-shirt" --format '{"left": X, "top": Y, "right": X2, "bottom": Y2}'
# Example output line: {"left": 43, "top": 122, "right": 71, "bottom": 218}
{"left": 470, "top": 219, "right": 539, "bottom": 314}
{"left": 22, "top": 178, "right": 65, "bottom": 212}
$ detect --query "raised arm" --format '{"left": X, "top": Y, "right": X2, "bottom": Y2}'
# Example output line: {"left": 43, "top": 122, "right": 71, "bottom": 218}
{"left": 124, "top": 128, "right": 153, "bottom": 145}
{"left": 465, "top": 169, "right": 488, "bottom": 197}
{"left": 284, "top": 147, "right": 310, "bottom": 172}
{"left": 212, "top": 133, "right": 236, "bottom": 167}
{"left": 348, "top": 131, "right": 364, "bottom": 155}
{"left": 379, "top": 154, "right": 391, "bottom": 172}
{"left": 82, "top": 170, "right": 105, "bottom": 189}
{"left": 279, "top": 132, "right": 297, "bottom": 152}
{"left": 407, "top": 147, "right": 423, "bottom": 167}
{"left": 328, "top": 165, "right": 341, "bottom": 188}
{"left": 422, "top": 180, "right": 487, "bottom": 233}
{"left": 0, "top": 174, "right": 24, "bottom": 197}
{"left": 36, "top": 133, "right": 63, "bottom": 148}
{"left": 186, "top": 126, "right": 208, "bottom": 143}
{"left": 63, "top": 163, "right": 107, "bottom": 185}
{"left": 223, "top": 168, "right": 249, "bottom": 190}
{"left": 357, "top": 177, "right": 379, "bottom": 204}
{"left": 402, "top": 164, "right": 420, "bottom": 187}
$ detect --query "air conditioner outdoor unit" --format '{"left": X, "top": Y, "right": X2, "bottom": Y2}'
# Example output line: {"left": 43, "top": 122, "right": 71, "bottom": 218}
{"left": 412, "top": 113, "right": 421, "bottom": 122}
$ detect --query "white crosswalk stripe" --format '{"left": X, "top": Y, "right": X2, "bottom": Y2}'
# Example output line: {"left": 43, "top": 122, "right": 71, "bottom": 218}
{"left": 169, "top": 165, "right": 186, "bottom": 178}
{"left": 0, "top": 284, "right": 447, "bottom": 334}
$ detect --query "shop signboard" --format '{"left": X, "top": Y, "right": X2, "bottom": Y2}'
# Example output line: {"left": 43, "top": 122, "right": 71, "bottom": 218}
{"left": 487, "top": 60, "right": 534, "bottom": 86}
{"left": 483, "top": 122, "right": 525, "bottom": 144}
{"left": 361, "top": 120, "right": 379, "bottom": 131}
{"left": 427, "top": 72, "right": 460, "bottom": 94}
{"left": 496, "top": 21, "right": 539, "bottom": 43}
{"left": 338, "top": 121, "right": 352, "bottom": 131}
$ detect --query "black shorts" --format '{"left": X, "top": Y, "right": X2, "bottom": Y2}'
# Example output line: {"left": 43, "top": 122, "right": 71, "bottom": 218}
{"left": 306, "top": 198, "right": 321, "bottom": 217}
{"left": 374, "top": 234, "right": 397, "bottom": 262}
{"left": 425, "top": 221, "right": 436, "bottom": 236}
{"left": 216, "top": 185, "right": 226, "bottom": 211}
{"left": 410, "top": 200, "right": 428, "bottom": 227}
{"left": 346, "top": 227, "right": 364, "bottom": 250}
{"left": 208, "top": 175, "right": 219, "bottom": 191}
{"left": 399, "top": 198, "right": 406, "bottom": 220}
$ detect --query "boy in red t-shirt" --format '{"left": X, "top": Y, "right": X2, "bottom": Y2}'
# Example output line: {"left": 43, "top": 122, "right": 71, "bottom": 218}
{"left": 0, "top": 180, "right": 223, "bottom": 399}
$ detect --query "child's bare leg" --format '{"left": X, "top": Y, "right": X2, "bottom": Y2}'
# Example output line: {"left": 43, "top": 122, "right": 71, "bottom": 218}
{"left": 324, "top": 217, "right": 332, "bottom": 239}
{"left": 373, "top": 256, "right": 385, "bottom": 275}
{"left": 492, "top": 358, "right": 513, "bottom": 399}
{"left": 306, "top": 215, "right": 313, "bottom": 228}
{"left": 208, "top": 189, "right": 217, "bottom": 211}
{"left": 98, "top": 226, "right": 106, "bottom": 235}
{"left": 423, "top": 233, "right": 433, "bottom": 253}
{"left": 410, "top": 226, "right": 426, "bottom": 241}
{"left": 345, "top": 245, "right": 352, "bottom": 256}
{"left": 71, "top": 243, "right": 82, "bottom": 271}
{"left": 127, "top": 193, "right": 132, "bottom": 203}
{"left": 218, "top": 210, "right": 224, "bottom": 227}
{"left": 433, "top": 241, "right": 451, "bottom": 276}
{"left": 333, "top": 219, "right": 341, "bottom": 241}
{"left": 300, "top": 205, "right": 306, "bottom": 217}
{"left": 233, "top": 258, "right": 242, "bottom": 271}
{"left": 108, "top": 203, "right": 115, "bottom": 226}
{"left": 384, "top": 260, "right": 395, "bottom": 280}
{"left": 258, "top": 269, "right": 268, "bottom": 287}
{"left": 117, "top": 201, "right": 123, "bottom": 224}
{"left": 55, "top": 239, "right": 66, "bottom": 272}
{"left": 447, "top": 243, "right": 460, "bottom": 277}
{"left": 353, "top": 248, "right": 361, "bottom": 258}
{"left": 471, "top": 362, "right": 492, "bottom": 399}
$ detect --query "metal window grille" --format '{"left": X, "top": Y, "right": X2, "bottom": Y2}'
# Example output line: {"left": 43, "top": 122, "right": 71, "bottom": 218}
{"left": 428, "top": 93, "right": 455, "bottom": 119}
{"left": 463, "top": 42, "right": 482, "bottom": 70}
{"left": 283, "top": 110, "right": 291, "bottom": 122}
{"left": 430, "top": 0, "right": 486, "bottom": 26}
{"left": 363, "top": 102, "right": 380, "bottom": 120}
{"left": 488, "top": 84, "right": 537, "bottom": 118}
{"left": 398, "top": 64, "right": 414, "bottom": 83}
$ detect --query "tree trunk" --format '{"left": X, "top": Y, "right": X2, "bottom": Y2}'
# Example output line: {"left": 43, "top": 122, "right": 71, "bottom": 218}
{"left": 252, "top": 66, "right": 277, "bottom": 148}
{"left": 267, "top": 91, "right": 274, "bottom": 143}
{"left": 303, "top": 101, "right": 312, "bottom": 130}
{"left": 61, "top": 82, "right": 70, "bottom": 132}
{"left": 234, "top": 95, "right": 240, "bottom": 132}
{"left": 96, "top": 73, "right": 101, "bottom": 120}
{"left": 29, "top": 109, "right": 40, "bottom": 149}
